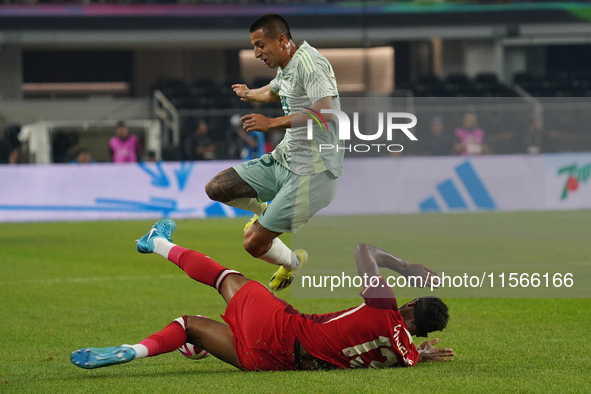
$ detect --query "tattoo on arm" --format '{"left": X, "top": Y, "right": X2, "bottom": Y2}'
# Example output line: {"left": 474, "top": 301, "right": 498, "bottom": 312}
{"left": 206, "top": 168, "right": 257, "bottom": 202}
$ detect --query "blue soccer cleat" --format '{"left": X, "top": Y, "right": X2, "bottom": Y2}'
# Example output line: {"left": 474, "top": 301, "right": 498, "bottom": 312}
{"left": 70, "top": 346, "right": 136, "bottom": 369}
{"left": 136, "top": 219, "right": 177, "bottom": 253}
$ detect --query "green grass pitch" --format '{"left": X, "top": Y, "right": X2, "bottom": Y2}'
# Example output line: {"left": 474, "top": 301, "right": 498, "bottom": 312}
{"left": 1, "top": 211, "right": 590, "bottom": 393}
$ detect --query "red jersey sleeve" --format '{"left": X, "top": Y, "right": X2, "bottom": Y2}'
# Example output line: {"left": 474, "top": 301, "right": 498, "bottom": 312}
{"left": 359, "top": 275, "right": 398, "bottom": 311}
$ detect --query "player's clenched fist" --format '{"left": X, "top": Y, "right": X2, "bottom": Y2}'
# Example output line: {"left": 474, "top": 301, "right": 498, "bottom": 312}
{"left": 232, "top": 84, "right": 251, "bottom": 101}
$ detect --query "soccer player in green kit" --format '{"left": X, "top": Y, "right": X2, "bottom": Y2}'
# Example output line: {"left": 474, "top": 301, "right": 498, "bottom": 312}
{"left": 205, "top": 14, "right": 344, "bottom": 291}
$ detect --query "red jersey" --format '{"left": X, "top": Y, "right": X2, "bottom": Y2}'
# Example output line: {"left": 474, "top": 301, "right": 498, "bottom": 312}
{"left": 290, "top": 276, "right": 419, "bottom": 369}
{"left": 222, "top": 278, "right": 418, "bottom": 371}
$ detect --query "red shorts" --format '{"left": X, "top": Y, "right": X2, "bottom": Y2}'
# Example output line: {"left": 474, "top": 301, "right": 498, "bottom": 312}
{"left": 221, "top": 281, "right": 297, "bottom": 371}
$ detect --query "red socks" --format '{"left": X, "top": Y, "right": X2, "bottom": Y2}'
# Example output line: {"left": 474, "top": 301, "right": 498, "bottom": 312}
{"left": 167, "top": 247, "right": 242, "bottom": 292}
{"left": 140, "top": 316, "right": 188, "bottom": 357}
{"left": 136, "top": 247, "right": 244, "bottom": 358}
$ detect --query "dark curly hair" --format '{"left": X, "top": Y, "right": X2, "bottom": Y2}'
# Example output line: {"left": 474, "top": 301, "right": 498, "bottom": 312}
{"left": 250, "top": 14, "right": 292, "bottom": 41}
{"left": 413, "top": 297, "right": 449, "bottom": 337}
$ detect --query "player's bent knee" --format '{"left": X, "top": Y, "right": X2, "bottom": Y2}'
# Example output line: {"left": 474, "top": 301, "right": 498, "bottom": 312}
{"left": 204, "top": 180, "right": 223, "bottom": 202}
{"left": 242, "top": 238, "right": 260, "bottom": 258}
{"left": 185, "top": 315, "right": 200, "bottom": 329}
{"left": 174, "top": 315, "right": 189, "bottom": 330}
{"left": 185, "top": 315, "right": 211, "bottom": 337}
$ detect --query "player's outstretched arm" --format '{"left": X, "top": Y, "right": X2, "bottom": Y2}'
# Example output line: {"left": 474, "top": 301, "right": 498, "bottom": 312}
{"left": 240, "top": 96, "right": 334, "bottom": 133}
{"left": 354, "top": 243, "right": 439, "bottom": 288}
{"left": 232, "top": 84, "right": 280, "bottom": 103}
{"left": 417, "top": 338, "right": 454, "bottom": 362}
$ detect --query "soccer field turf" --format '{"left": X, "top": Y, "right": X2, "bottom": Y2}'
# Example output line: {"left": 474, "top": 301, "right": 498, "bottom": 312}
{"left": 1, "top": 211, "right": 590, "bottom": 393}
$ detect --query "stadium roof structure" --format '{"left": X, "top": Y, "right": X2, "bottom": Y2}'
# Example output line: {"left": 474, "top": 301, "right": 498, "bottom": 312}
{"left": 2, "top": 2, "right": 591, "bottom": 28}
{"left": 1, "top": 2, "right": 591, "bottom": 46}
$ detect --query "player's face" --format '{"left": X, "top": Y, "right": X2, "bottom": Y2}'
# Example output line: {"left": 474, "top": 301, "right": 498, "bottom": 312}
{"left": 250, "top": 29, "right": 285, "bottom": 69}
{"left": 399, "top": 299, "right": 421, "bottom": 337}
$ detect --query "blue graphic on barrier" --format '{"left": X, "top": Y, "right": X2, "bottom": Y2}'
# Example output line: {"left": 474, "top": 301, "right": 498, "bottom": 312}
{"left": 455, "top": 162, "right": 496, "bottom": 209}
{"left": 204, "top": 202, "right": 226, "bottom": 217}
{"left": 174, "top": 162, "right": 194, "bottom": 191}
{"left": 138, "top": 161, "right": 170, "bottom": 188}
{"left": 232, "top": 207, "right": 253, "bottom": 217}
{"left": 0, "top": 162, "right": 201, "bottom": 218}
{"left": 437, "top": 179, "right": 468, "bottom": 209}
{"left": 419, "top": 161, "right": 497, "bottom": 213}
{"left": 0, "top": 197, "right": 196, "bottom": 216}
{"left": 0, "top": 162, "right": 255, "bottom": 219}
{"left": 95, "top": 197, "right": 193, "bottom": 216}
{"left": 419, "top": 197, "right": 440, "bottom": 212}
{"left": 203, "top": 203, "right": 254, "bottom": 218}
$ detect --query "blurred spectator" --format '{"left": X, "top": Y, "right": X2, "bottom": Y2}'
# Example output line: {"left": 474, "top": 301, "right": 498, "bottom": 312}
{"left": 145, "top": 150, "right": 157, "bottom": 162}
{"left": 454, "top": 112, "right": 491, "bottom": 155}
{"left": 419, "top": 117, "right": 452, "bottom": 156}
{"left": 230, "top": 114, "right": 265, "bottom": 160}
{"left": 52, "top": 131, "right": 79, "bottom": 163}
{"left": 71, "top": 148, "right": 96, "bottom": 164}
{"left": 0, "top": 125, "right": 22, "bottom": 164}
{"left": 109, "top": 121, "right": 142, "bottom": 163}
{"left": 524, "top": 119, "right": 543, "bottom": 154}
{"left": 187, "top": 120, "right": 216, "bottom": 160}
{"left": 547, "top": 130, "right": 578, "bottom": 153}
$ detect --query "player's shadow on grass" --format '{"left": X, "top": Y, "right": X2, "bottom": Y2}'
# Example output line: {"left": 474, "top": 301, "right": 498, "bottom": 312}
{"left": 64, "top": 367, "right": 358, "bottom": 380}
{"left": 63, "top": 369, "right": 308, "bottom": 380}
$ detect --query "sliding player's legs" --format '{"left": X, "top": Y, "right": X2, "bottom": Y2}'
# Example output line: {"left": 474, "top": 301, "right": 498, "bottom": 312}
{"left": 71, "top": 314, "right": 241, "bottom": 370}
{"left": 136, "top": 219, "right": 252, "bottom": 304}
{"left": 184, "top": 315, "right": 240, "bottom": 368}
{"left": 135, "top": 218, "right": 251, "bottom": 365}
{"left": 71, "top": 220, "right": 249, "bottom": 370}
{"left": 133, "top": 220, "right": 299, "bottom": 371}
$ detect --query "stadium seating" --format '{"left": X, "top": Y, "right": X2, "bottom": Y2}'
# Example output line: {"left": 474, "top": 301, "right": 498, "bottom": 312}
{"left": 153, "top": 77, "right": 283, "bottom": 160}
{"left": 154, "top": 70, "right": 590, "bottom": 158}
{"left": 408, "top": 72, "right": 519, "bottom": 98}
{"left": 513, "top": 71, "right": 591, "bottom": 97}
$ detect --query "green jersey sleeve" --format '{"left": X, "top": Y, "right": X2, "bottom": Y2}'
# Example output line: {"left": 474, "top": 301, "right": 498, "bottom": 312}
{"left": 269, "top": 73, "right": 281, "bottom": 95}
{"left": 301, "top": 58, "right": 339, "bottom": 103}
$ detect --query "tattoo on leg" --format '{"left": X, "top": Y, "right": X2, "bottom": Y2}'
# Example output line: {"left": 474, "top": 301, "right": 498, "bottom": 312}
{"left": 205, "top": 168, "right": 257, "bottom": 202}
{"left": 251, "top": 221, "right": 265, "bottom": 234}
{"left": 251, "top": 221, "right": 281, "bottom": 236}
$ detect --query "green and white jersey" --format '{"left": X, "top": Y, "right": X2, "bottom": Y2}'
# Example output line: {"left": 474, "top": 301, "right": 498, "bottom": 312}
{"left": 269, "top": 41, "right": 344, "bottom": 177}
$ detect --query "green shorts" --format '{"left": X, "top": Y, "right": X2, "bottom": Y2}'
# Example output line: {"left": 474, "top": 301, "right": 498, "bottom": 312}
{"left": 233, "top": 153, "right": 339, "bottom": 234}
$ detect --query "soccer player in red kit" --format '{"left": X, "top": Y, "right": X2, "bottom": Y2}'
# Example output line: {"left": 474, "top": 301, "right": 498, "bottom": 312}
{"left": 71, "top": 220, "right": 453, "bottom": 371}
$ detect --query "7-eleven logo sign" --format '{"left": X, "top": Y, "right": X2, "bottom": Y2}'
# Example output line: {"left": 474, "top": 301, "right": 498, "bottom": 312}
{"left": 558, "top": 162, "right": 591, "bottom": 200}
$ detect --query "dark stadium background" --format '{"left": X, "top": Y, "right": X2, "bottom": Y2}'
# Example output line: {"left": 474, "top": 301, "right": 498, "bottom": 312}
{"left": 2, "top": 0, "right": 591, "bottom": 162}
